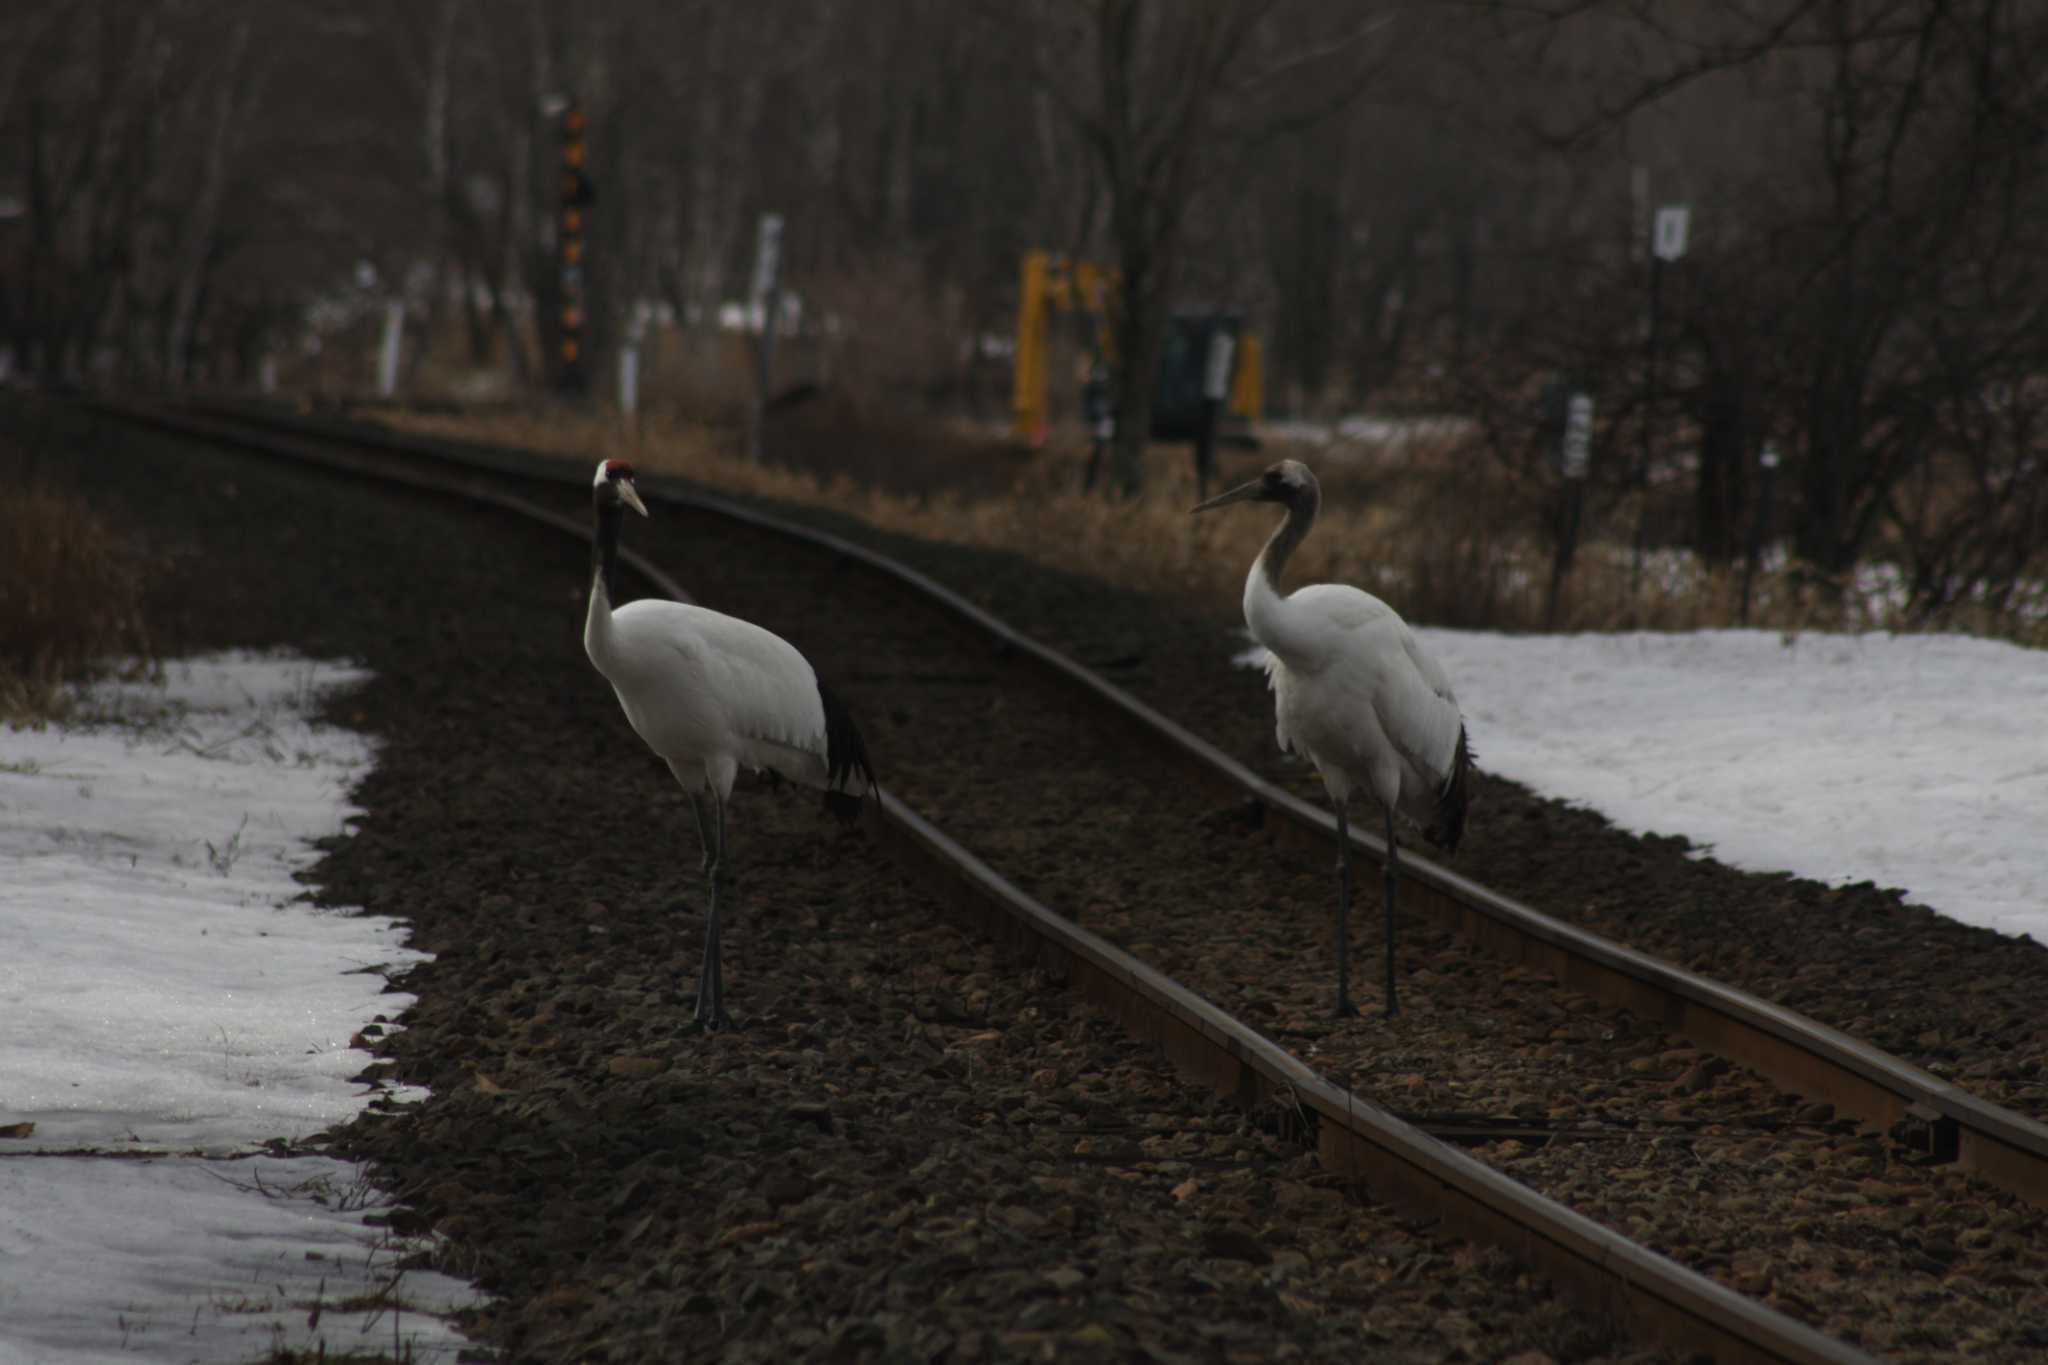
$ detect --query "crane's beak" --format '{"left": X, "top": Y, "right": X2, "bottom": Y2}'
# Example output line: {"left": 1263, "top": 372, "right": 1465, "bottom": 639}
{"left": 1191, "top": 479, "right": 1263, "bottom": 513}
{"left": 618, "top": 479, "right": 650, "bottom": 517}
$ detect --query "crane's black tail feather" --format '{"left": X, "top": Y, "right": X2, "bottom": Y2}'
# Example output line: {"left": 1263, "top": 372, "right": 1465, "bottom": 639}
{"left": 1425, "top": 725, "right": 1473, "bottom": 854}
{"left": 817, "top": 677, "right": 877, "bottom": 826}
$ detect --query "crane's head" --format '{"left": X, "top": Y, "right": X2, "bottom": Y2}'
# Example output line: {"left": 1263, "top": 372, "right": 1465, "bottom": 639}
{"left": 592, "top": 459, "right": 649, "bottom": 516}
{"left": 1191, "top": 458, "right": 1315, "bottom": 513}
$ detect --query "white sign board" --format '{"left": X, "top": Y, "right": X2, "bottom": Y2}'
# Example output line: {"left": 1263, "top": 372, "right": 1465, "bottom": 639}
{"left": 1760, "top": 441, "right": 1780, "bottom": 471}
{"left": 750, "top": 213, "right": 784, "bottom": 306}
{"left": 1562, "top": 393, "right": 1594, "bottom": 479}
{"left": 1652, "top": 205, "right": 1691, "bottom": 262}
{"left": 1202, "top": 331, "right": 1236, "bottom": 403}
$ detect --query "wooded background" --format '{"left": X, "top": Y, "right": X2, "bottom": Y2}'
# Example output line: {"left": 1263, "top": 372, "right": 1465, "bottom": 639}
{"left": 4, "top": 1, "right": 2045, "bottom": 615}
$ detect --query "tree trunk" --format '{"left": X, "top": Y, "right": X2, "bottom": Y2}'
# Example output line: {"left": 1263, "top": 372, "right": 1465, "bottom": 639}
{"left": 165, "top": 20, "right": 254, "bottom": 385}
{"left": 1692, "top": 347, "right": 1749, "bottom": 563}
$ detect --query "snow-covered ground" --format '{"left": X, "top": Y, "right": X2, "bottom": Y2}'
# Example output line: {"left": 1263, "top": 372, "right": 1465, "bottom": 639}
{"left": 1242, "top": 627, "right": 2048, "bottom": 946}
{"left": 0, "top": 654, "right": 477, "bottom": 1364}
{"left": 6, "top": 629, "right": 2042, "bottom": 1359}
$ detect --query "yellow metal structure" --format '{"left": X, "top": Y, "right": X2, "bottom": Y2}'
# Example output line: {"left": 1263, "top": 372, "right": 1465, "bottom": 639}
{"left": 1010, "top": 249, "right": 1263, "bottom": 447}
{"left": 1230, "top": 333, "right": 1263, "bottom": 421}
{"left": 1010, "top": 250, "right": 1114, "bottom": 447}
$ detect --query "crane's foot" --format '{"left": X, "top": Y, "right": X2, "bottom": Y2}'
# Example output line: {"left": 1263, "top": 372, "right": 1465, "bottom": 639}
{"left": 689, "top": 996, "right": 734, "bottom": 1033}
{"left": 685, "top": 952, "right": 734, "bottom": 1033}
{"left": 1333, "top": 994, "right": 1360, "bottom": 1020}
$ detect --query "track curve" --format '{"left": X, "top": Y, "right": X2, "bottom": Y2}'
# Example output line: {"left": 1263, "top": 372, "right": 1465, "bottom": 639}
{"left": 80, "top": 395, "right": 2041, "bottom": 1361}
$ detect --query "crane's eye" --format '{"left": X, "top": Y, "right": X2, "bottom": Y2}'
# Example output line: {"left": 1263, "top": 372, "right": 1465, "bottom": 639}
{"left": 607, "top": 461, "right": 634, "bottom": 481}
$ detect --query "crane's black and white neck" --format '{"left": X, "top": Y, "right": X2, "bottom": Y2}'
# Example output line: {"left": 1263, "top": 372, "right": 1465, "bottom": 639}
{"left": 589, "top": 457, "right": 649, "bottom": 607}
{"left": 1195, "top": 458, "right": 1472, "bottom": 1019}
{"left": 582, "top": 458, "right": 875, "bottom": 1032}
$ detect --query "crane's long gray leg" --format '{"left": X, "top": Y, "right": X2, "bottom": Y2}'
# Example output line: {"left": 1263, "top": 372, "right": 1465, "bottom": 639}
{"left": 694, "top": 790, "right": 732, "bottom": 1031}
{"left": 1383, "top": 805, "right": 1401, "bottom": 1020}
{"left": 688, "top": 794, "right": 713, "bottom": 876}
{"left": 1333, "top": 803, "right": 1358, "bottom": 1018}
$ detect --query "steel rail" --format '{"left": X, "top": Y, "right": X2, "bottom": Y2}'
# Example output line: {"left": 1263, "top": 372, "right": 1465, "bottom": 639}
{"left": 148, "top": 397, "right": 2048, "bottom": 1213}
{"left": 62, "top": 396, "right": 1947, "bottom": 1361}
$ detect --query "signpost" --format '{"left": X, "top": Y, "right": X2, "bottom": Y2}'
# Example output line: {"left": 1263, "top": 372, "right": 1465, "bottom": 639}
{"left": 1740, "top": 441, "right": 1781, "bottom": 624}
{"left": 1080, "top": 360, "right": 1113, "bottom": 492}
{"left": 1548, "top": 391, "right": 1594, "bottom": 629}
{"left": 1633, "top": 202, "right": 1690, "bottom": 593}
{"left": 1191, "top": 326, "right": 1237, "bottom": 499}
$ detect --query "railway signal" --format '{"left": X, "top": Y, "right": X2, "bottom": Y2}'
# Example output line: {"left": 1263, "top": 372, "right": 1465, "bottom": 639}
{"left": 557, "top": 99, "right": 595, "bottom": 397}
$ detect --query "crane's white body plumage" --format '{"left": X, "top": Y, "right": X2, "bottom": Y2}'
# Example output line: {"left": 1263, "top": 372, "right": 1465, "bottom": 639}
{"left": 1248, "top": 579, "right": 1463, "bottom": 824}
{"left": 585, "top": 595, "right": 863, "bottom": 803}
{"left": 1197, "top": 458, "right": 1470, "bottom": 1018}
{"left": 581, "top": 458, "right": 873, "bottom": 1030}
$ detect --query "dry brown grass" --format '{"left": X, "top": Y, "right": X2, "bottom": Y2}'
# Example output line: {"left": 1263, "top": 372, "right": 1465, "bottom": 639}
{"left": 366, "top": 404, "right": 2047, "bottom": 647}
{"left": 371, "top": 405, "right": 1430, "bottom": 611}
{"left": 0, "top": 484, "right": 150, "bottom": 722}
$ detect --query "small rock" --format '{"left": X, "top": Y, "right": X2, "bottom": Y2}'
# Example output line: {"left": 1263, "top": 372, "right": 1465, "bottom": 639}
{"left": 1202, "top": 1224, "right": 1269, "bottom": 1264}
{"left": 606, "top": 1055, "right": 665, "bottom": 1079}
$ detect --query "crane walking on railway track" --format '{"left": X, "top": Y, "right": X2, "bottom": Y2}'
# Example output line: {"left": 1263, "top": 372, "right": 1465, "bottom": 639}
{"left": 1194, "top": 459, "right": 1471, "bottom": 1018}
{"left": 583, "top": 459, "right": 875, "bottom": 1030}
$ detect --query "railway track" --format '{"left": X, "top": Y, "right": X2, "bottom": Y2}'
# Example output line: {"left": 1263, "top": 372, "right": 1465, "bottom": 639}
{"left": 87, "top": 397, "right": 2048, "bottom": 1360}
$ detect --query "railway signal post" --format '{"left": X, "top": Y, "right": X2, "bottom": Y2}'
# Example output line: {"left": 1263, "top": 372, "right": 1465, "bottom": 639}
{"left": 557, "top": 99, "right": 596, "bottom": 398}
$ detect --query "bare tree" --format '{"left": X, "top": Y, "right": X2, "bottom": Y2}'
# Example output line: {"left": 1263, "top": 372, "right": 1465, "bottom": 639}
{"left": 1000, "top": 0, "right": 1394, "bottom": 493}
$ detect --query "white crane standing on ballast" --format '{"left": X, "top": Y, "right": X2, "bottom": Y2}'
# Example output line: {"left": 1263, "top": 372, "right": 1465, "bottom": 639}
{"left": 1194, "top": 459, "right": 1471, "bottom": 1019}
{"left": 583, "top": 459, "right": 875, "bottom": 1030}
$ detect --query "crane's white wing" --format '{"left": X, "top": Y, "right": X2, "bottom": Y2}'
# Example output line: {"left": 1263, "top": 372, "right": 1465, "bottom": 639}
{"left": 1260, "top": 584, "right": 1465, "bottom": 808}
{"left": 604, "top": 600, "right": 833, "bottom": 784}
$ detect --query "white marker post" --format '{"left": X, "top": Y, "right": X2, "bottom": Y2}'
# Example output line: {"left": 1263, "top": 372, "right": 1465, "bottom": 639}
{"left": 746, "top": 213, "right": 785, "bottom": 463}
{"left": 1741, "top": 441, "right": 1781, "bottom": 624}
{"left": 376, "top": 301, "right": 405, "bottom": 400}
{"left": 618, "top": 347, "right": 639, "bottom": 421}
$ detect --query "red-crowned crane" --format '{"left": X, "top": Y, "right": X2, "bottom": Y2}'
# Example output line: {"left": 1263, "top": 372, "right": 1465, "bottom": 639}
{"left": 1194, "top": 459, "right": 1471, "bottom": 1019}
{"left": 583, "top": 459, "right": 875, "bottom": 1030}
